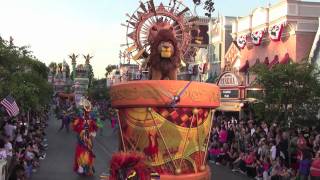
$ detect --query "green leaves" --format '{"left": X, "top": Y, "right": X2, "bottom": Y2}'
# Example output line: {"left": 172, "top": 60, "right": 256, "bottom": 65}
{"left": 0, "top": 36, "right": 53, "bottom": 112}
{"left": 250, "top": 62, "right": 320, "bottom": 125}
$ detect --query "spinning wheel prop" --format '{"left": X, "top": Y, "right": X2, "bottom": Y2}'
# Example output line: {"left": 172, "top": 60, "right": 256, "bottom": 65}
{"left": 122, "top": 0, "right": 198, "bottom": 63}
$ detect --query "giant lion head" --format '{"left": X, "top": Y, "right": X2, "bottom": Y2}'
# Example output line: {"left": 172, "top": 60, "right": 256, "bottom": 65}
{"left": 148, "top": 28, "right": 181, "bottom": 75}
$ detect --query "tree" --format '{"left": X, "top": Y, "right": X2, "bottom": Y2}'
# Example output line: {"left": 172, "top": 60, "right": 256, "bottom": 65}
{"left": 88, "top": 78, "right": 110, "bottom": 101}
{"left": 105, "top": 65, "right": 117, "bottom": 77}
{"left": 0, "top": 36, "right": 53, "bottom": 113}
{"left": 87, "top": 64, "right": 94, "bottom": 88}
{"left": 49, "top": 62, "right": 57, "bottom": 75}
{"left": 251, "top": 62, "right": 320, "bottom": 126}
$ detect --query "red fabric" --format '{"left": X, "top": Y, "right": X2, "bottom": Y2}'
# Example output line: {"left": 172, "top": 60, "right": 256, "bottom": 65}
{"left": 143, "top": 133, "right": 159, "bottom": 158}
{"left": 311, "top": 159, "right": 320, "bottom": 177}
{"left": 109, "top": 152, "right": 150, "bottom": 180}
{"left": 244, "top": 154, "right": 255, "bottom": 165}
{"left": 72, "top": 118, "right": 97, "bottom": 176}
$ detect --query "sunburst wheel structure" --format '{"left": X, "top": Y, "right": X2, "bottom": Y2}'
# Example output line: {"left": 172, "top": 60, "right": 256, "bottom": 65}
{"left": 122, "top": 0, "right": 198, "bottom": 64}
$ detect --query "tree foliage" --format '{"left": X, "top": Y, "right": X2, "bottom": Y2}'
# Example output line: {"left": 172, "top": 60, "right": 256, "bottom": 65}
{"left": 88, "top": 78, "right": 110, "bottom": 101}
{"left": 105, "top": 65, "right": 117, "bottom": 77}
{"left": 0, "top": 37, "right": 53, "bottom": 113}
{"left": 250, "top": 62, "right": 320, "bottom": 126}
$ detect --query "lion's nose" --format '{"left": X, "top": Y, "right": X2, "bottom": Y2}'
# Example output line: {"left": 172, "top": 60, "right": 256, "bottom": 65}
{"left": 163, "top": 45, "right": 169, "bottom": 49}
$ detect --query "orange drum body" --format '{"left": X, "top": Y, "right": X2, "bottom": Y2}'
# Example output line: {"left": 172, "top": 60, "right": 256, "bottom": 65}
{"left": 110, "top": 80, "right": 220, "bottom": 179}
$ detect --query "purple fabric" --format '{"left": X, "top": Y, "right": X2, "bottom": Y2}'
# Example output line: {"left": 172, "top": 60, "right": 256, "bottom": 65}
{"left": 299, "top": 159, "right": 311, "bottom": 176}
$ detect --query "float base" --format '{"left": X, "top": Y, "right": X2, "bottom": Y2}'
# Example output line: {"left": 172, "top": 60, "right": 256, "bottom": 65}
{"left": 159, "top": 166, "right": 211, "bottom": 180}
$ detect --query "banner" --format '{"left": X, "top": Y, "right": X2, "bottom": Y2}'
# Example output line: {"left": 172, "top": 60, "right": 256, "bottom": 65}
{"left": 251, "top": 30, "right": 264, "bottom": 46}
{"left": 236, "top": 35, "right": 247, "bottom": 49}
{"left": 269, "top": 24, "right": 284, "bottom": 41}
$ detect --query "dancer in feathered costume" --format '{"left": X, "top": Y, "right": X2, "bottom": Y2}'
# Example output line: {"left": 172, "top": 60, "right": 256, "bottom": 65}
{"left": 109, "top": 151, "right": 151, "bottom": 180}
{"left": 72, "top": 98, "right": 98, "bottom": 176}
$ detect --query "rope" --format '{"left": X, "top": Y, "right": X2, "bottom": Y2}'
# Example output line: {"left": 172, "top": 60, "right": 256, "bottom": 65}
{"left": 170, "top": 81, "right": 192, "bottom": 107}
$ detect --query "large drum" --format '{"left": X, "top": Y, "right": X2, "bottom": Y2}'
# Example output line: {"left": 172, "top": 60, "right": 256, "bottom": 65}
{"left": 111, "top": 80, "right": 220, "bottom": 179}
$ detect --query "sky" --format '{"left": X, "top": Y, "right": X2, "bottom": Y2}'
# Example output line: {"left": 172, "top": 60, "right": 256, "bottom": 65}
{"left": 0, "top": 0, "right": 291, "bottom": 78}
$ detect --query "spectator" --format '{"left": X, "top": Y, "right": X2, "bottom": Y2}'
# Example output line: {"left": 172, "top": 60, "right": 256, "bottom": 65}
{"left": 209, "top": 143, "right": 221, "bottom": 164}
{"left": 4, "top": 121, "right": 17, "bottom": 142}
{"left": 219, "top": 126, "right": 228, "bottom": 144}
{"left": 0, "top": 138, "right": 7, "bottom": 160}
{"left": 298, "top": 150, "right": 312, "bottom": 180}
{"left": 9, "top": 164, "right": 26, "bottom": 180}
{"left": 310, "top": 150, "right": 320, "bottom": 180}
{"left": 270, "top": 141, "right": 277, "bottom": 161}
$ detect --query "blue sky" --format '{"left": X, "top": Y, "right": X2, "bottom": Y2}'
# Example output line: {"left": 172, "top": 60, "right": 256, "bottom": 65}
{"left": 0, "top": 0, "right": 287, "bottom": 78}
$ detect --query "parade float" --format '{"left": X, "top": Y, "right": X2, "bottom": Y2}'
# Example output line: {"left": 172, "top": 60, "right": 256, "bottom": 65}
{"left": 49, "top": 54, "right": 93, "bottom": 106}
{"left": 109, "top": 1, "right": 220, "bottom": 179}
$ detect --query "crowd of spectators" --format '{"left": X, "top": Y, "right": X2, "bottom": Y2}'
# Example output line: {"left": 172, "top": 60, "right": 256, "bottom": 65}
{"left": 0, "top": 108, "right": 49, "bottom": 180}
{"left": 208, "top": 115, "right": 320, "bottom": 180}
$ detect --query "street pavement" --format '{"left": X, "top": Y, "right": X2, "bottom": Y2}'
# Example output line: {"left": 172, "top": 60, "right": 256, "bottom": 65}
{"left": 31, "top": 110, "right": 251, "bottom": 180}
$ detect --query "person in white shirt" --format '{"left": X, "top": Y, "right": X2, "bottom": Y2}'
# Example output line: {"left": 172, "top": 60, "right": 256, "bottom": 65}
{"left": 261, "top": 121, "right": 269, "bottom": 134}
{"left": 4, "top": 136, "right": 13, "bottom": 157}
{"left": 4, "top": 121, "right": 17, "bottom": 142}
{"left": 0, "top": 139, "right": 7, "bottom": 160}
{"left": 270, "top": 141, "right": 277, "bottom": 161}
{"left": 248, "top": 120, "right": 256, "bottom": 136}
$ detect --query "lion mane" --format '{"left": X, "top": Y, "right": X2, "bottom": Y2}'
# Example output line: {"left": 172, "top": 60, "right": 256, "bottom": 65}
{"left": 148, "top": 29, "right": 181, "bottom": 80}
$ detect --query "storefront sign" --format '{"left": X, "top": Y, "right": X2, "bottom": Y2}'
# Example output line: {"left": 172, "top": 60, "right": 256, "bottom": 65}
{"left": 217, "top": 102, "right": 241, "bottom": 112}
{"left": 221, "top": 89, "right": 239, "bottom": 99}
{"left": 217, "top": 72, "right": 240, "bottom": 87}
{"left": 246, "top": 89, "right": 264, "bottom": 100}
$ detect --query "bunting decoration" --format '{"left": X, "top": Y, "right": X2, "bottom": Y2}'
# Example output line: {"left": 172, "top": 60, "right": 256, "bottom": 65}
{"left": 269, "top": 24, "right": 284, "bottom": 41}
{"left": 237, "top": 35, "right": 247, "bottom": 49}
{"left": 251, "top": 30, "right": 264, "bottom": 46}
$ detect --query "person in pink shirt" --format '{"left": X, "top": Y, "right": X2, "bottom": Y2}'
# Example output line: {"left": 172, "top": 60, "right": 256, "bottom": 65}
{"left": 311, "top": 151, "right": 320, "bottom": 180}
{"left": 219, "top": 126, "right": 228, "bottom": 144}
{"left": 209, "top": 143, "right": 221, "bottom": 164}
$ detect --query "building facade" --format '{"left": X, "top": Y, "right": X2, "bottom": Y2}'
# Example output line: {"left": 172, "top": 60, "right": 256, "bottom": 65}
{"left": 226, "top": 0, "right": 320, "bottom": 86}
{"left": 210, "top": 15, "right": 236, "bottom": 80}
{"left": 179, "top": 17, "right": 212, "bottom": 81}
{"left": 106, "top": 64, "right": 140, "bottom": 88}
{"left": 309, "top": 17, "right": 320, "bottom": 68}
{"left": 48, "top": 61, "right": 72, "bottom": 93}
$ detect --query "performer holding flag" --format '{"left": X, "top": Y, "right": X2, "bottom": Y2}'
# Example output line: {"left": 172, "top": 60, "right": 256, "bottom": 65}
{"left": 72, "top": 97, "right": 97, "bottom": 176}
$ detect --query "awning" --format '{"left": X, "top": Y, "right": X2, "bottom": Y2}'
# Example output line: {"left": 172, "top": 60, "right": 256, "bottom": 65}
{"left": 216, "top": 102, "right": 241, "bottom": 112}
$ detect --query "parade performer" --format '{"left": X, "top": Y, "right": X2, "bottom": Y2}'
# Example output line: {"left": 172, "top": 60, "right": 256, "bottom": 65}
{"left": 72, "top": 98, "right": 98, "bottom": 176}
{"left": 109, "top": 151, "right": 151, "bottom": 180}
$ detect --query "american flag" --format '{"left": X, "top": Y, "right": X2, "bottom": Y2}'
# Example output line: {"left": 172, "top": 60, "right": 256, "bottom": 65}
{"left": 0, "top": 95, "right": 19, "bottom": 117}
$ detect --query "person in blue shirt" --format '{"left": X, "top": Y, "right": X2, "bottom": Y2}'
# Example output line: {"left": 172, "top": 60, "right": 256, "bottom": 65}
{"left": 298, "top": 150, "right": 312, "bottom": 180}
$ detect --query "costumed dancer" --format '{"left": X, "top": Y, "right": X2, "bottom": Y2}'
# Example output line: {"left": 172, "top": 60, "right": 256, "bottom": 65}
{"left": 92, "top": 105, "right": 105, "bottom": 136}
{"left": 109, "top": 151, "right": 151, "bottom": 180}
{"left": 72, "top": 98, "right": 98, "bottom": 176}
